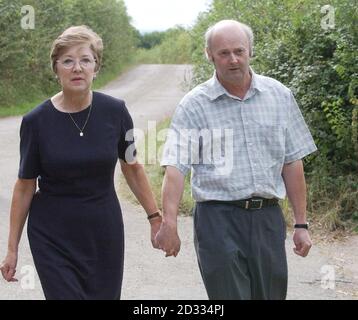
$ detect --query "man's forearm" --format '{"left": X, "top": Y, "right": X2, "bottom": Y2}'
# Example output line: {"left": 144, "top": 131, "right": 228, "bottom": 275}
{"left": 282, "top": 160, "right": 308, "bottom": 224}
{"left": 162, "top": 166, "right": 185, "bottom": 225}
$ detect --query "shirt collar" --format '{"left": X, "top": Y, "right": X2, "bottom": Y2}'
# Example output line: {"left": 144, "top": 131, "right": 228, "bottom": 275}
{"left": 206, "top": 67, "right": 267, "bottom": 101}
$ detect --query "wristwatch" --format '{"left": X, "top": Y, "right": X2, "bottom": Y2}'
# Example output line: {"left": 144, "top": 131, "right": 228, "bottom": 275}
{"left": 294, "top": 223, "right": 309, "bottom": 229}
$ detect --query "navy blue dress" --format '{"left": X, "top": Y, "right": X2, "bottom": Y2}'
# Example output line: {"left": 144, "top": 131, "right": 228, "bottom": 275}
{"left": 18, "top": 91, "right": 136, "bottom": 299}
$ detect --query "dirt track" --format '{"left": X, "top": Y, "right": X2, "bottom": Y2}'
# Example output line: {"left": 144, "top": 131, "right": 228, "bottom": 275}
{"left": 0, "top": 64, "right": 357, "bottom": 299}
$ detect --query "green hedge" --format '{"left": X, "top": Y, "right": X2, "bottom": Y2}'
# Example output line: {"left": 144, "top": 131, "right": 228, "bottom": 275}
{"left": 0, "top": 0, "right": 138, "bottom": 108}
{"left": 134, "top": 27, "right": 193, "bottom": 64}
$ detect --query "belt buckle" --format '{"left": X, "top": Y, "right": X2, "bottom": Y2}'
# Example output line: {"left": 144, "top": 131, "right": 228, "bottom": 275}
{"left": 249, "top": 199, "right": 263, "bottom": 210}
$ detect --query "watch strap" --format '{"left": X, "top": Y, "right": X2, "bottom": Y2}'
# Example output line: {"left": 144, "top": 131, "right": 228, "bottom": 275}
{"left": 294, "top": 223, "right": 309, "bottom": 229}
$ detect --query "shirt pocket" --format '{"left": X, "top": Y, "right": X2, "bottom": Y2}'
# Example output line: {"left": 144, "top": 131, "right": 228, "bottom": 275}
{"left": 250, "top": 124, "right": 285, "bottom": 169}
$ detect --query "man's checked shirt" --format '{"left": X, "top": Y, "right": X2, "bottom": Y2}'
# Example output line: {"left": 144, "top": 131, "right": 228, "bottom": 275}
{"left": 161, "top": 69, "right": 317, "bottom": 201}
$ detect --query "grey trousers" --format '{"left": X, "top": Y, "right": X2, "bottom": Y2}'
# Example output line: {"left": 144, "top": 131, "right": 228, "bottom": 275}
{"left": 193, "top": 202, "right": 288, "bottom": 300}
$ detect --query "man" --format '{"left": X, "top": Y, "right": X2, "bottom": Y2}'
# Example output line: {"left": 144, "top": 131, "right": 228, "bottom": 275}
{"left": 156, "top": 20, "right": 317, "bottom": 300}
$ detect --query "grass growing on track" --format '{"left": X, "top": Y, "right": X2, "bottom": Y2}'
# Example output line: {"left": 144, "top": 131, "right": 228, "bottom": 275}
{"left": 118, "top": 118, "right": 194, "bottom": 216}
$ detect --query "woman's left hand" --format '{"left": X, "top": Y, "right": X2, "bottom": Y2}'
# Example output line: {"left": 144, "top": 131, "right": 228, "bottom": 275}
{"left": 149, "top": 216, "right": 162, "bottom": 249}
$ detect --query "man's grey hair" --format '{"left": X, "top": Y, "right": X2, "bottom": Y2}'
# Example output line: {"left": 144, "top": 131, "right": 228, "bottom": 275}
{"left": 205, "top": 20, "right": 254, "bottom": 58}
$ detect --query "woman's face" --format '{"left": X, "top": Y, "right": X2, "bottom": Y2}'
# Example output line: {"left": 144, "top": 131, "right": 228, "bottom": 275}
{"left": 55, "top": 44, "right": 97, "bottom": 94}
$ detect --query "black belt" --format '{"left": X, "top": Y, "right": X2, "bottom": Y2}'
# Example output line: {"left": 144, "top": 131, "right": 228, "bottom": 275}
{"left": 205, "top": 198, "right": 279, "bottom": 210}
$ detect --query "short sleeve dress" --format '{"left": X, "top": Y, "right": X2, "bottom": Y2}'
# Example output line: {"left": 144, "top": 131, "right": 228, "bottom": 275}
{"left": 19, "top": 91, "right": 136, "bottom": 299}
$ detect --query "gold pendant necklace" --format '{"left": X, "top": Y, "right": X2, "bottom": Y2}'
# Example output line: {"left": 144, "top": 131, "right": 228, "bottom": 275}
{"left": 67, "top": 103, "right": 93, "bottom": 137}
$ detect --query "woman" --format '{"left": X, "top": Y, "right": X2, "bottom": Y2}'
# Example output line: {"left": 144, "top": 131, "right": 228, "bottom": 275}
{"left": 0, "top": 25, "right": 162, "bottom": 299}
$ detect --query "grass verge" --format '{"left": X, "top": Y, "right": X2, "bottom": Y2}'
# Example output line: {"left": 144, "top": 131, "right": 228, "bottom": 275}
{"left": 118, "top": 118, "right": 194, "bottom": 216}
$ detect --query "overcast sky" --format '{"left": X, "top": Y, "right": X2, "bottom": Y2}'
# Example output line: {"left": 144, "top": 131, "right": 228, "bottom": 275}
{"left": 123, "top": 0, "right": 212, "bottom": 33}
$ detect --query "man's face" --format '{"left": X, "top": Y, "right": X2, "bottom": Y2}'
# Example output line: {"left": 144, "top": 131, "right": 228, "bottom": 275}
{"left": 207, "top": 26, "right": 251, "bottom": 87}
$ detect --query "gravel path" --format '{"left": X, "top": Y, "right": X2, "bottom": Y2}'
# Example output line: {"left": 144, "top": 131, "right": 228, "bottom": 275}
{"left": 0, "top": 65, "right": 357, "bottom": 299}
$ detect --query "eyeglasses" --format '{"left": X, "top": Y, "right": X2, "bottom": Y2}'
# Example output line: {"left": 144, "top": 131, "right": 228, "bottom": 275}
{"left": 57, "top": 58, "right": 96, "bottom": 69}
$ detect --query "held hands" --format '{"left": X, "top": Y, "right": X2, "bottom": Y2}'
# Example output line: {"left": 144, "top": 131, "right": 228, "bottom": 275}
{"left": 155, "top": 221, "right": 181, "bottom": 257}
{"left": 293, "top": 229, "right": 312, "bottom": 257}
{"left": 0, "top": 251, "right": 18, "bottom": 282}
{"left": 147, "top": 209, "right": 181, "bottom": 257}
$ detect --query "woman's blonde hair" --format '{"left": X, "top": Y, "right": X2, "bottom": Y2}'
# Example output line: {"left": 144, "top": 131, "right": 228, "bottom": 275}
{"left": 50, "top": 25, "right": 103, "bottom": 73}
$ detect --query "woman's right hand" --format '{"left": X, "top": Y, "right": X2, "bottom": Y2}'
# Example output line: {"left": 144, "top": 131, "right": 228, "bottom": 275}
{"left": 0, "top": 251, "right": 18, "bottom": 282}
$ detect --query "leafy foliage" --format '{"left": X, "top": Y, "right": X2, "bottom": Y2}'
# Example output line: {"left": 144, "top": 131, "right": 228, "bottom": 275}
{"left": 135, "top": 27, "right": 193, "bottom": 64}
{"left": 138, "top": 31, "right": 166, "bottom": 49}
{"left": 0, "top": 0, "right": 137, "bottom": 108}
